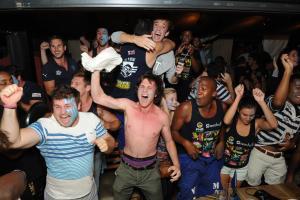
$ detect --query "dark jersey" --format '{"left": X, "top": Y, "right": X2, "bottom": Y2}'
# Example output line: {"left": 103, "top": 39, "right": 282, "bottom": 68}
{"left": 224, "top": 116, "right": 256, "bottom": 168}
{"left": 111, "top": 44, "right": 151, "bottom": 101}
{"left": 177, "top": 99, "right": 224, "bottom": 157}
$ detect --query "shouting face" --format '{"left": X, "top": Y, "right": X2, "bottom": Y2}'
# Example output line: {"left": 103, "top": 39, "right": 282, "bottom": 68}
{"left": 151, "top": 19, "right": 169, "bottom": 42}
{"left": 137, "top": 78, "right": 157, "bottom": 108}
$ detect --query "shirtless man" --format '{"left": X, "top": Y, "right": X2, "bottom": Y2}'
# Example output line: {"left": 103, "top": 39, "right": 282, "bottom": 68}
{"left": 91, "top": 71, "right": 181, "bottom": 200}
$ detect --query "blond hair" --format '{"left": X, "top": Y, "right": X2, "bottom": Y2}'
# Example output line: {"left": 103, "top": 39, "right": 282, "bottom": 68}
{"left": 163, "top": 88, "right": 176, "bottom": 97}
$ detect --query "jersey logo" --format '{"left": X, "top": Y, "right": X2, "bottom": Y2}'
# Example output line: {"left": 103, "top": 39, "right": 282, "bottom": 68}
{"left": 56, "top": 70, "right": 62, "bottom": 76}
{"left": 121, "top": 61, "right": 138, "bottom": 78}
{"left": 128, "top": 50, "right": 135, "bottom": 55}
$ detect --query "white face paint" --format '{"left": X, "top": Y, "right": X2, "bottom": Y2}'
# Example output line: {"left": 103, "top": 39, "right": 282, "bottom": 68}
{"left": 165, "top": 92, "right": 179, "bottom": 111}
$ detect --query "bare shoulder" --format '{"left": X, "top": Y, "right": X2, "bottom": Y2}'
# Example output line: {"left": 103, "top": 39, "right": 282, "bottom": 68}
{"left": 154, "top": 105, "right": 169, "bottom": 120}
{"left": 177, "top": 100, "right": 192, "bottom": 113}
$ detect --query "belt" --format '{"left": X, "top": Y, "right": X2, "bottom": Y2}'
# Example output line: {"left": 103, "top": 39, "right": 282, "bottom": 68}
{"left": 255, "top": 146, "right": 283, "bottom": 158}
{"left": 122, "top": 159, "right": 156, "bottom": 170}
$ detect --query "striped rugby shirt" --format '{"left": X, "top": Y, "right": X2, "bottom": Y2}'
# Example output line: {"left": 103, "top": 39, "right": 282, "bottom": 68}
{"left": 29, "top": 112, "right": 106, "bottom": 198}
{"left": 256, "top": 96, "right": 300, "bottom": 146}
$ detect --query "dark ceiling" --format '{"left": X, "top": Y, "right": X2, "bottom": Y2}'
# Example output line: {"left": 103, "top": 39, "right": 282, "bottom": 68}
{"left": 0, "top": 0, "right": 300, "bottom": 43}
{"left": 1, "top": 9, "right": 300, "bottom": 40}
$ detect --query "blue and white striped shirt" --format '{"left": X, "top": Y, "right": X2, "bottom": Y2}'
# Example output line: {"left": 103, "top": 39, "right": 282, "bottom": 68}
{"left": 29, "top": 112, "right": 106, "bottom": 180}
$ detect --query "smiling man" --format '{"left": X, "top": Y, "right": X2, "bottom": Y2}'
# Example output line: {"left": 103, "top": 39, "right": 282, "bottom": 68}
{"left": 0, "top": 84, "right": 115, "bottom": 200}
{"left": 91, "top": 71, "right": 181, "bottom": 200}
{"left": 40, "top": 35, "right": 79, "bottom": 96}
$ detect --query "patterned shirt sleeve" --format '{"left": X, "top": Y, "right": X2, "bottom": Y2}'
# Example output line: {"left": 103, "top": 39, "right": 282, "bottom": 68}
{"left": 28, "top": 121, "right": 47, "bottom": 146}
{"left": 266, "top": 95, "right": 283, "bottom": 113}
{"left": 216, "top": 82, "right": 231, "bottom": 102}
{"left": 90, "top": 113, "right": 107, "bottom": 138}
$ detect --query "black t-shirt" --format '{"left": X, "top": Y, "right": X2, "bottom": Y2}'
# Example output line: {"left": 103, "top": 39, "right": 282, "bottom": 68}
{"left": 42, "top": 56, "right": 79, "bottom": 86}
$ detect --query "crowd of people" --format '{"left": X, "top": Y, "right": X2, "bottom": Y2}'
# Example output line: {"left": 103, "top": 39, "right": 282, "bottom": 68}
{"left": 0, "top": 17, "right": 300, "bottom": 200}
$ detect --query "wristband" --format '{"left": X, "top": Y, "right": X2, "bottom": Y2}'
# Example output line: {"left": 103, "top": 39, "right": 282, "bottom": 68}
{"left": 3, "top": 104, "right": 17, "bottom": 109}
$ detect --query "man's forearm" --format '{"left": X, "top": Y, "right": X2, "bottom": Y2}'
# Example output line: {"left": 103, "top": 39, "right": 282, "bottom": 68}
{"left": 91, "top": 71, "right": 105, "bottom": 103}
{"left": 166, "top": 140, "right": 180, "bottom": 168}
{"left": 104, "top": 135, "right": 115, "bottom": 154}
{"left": 273, "top": 71, "right": 292, "bottom": 107}
{"left": 0, "top": 108, "right": 21, "bottom": 146}
{"left": 40, "top": 50, "right": 48, "bottom": 65}
{"left": 111, "top": 31, "right": 134, "bottom": 44}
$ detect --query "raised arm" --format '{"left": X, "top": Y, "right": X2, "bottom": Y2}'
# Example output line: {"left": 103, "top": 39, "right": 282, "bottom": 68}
{"left": 254, "top": 88, "right": 278, "bottom": 132}
{"left": 223, "top": 84, "right": 244, "bottom": 125}
{"left": 146, "top": 38, "right": 175, "bottom": 68}
{"left": 40, "top": 41, "right": 49, "bottom": 65}
{"left": 0, "top": 85, "right": 40, "bottom": 149}
{"left": 91, "top": 71, "right": 130, "bottom": 111}
{"left": 221, "top": 72, "right": 235, "bottom": 104}
{"left": 273, "top": 54, "right": 294, "bottom": 108}
{"left": 160, "top": 112, "right": 181, "bottom": 182}
{"left": 111, "top": 31, "right": 156, "bottom": 51}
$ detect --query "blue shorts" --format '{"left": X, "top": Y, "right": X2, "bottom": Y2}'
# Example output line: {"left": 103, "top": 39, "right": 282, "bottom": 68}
{"left": 177, "top": 154, "right": 223, "bottom": 199}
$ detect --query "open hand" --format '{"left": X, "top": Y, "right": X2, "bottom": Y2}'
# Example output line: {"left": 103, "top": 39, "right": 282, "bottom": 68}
{"left": 234, "top": 84, "right": 244, "bottom": 99}
{"left": 134, "top": 35, "right": 156, "bottom": 51}
{"left": 168, "top": 165, "right": 181, "bottom": 182}
{"left": 252, "top": 88, "right": 265, "bottom": 103}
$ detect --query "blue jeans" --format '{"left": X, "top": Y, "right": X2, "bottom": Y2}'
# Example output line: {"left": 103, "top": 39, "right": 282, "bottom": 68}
{"left": 94, "top": 151, "right": 106, "bottom": 196}
{"left": 177, "top": 154, "right": 223, "bottom": 199}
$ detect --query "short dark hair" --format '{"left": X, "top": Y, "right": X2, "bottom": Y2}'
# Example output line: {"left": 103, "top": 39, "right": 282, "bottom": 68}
{"left": 73, "top": 70, "right": 91, "bottom": 86}
{"left": 206, "top": 63, "right": 225, "bottom": 79}
{"left": 134, "top": 19, "right": 153, "bottom": 36}
{"left": 238, "top": 95, "right": 257, "bottom": 111}
{"left": 248, "top": 52, "right": 258, "bottom": 61}
{"left": 52, "top": 85, "right": 80, "bottom": 104}
{"left": 49, "top": 35, "right": 66, "bottom": 46}
{"left": 136, "top": 72, "right": 164, "bottom": 106}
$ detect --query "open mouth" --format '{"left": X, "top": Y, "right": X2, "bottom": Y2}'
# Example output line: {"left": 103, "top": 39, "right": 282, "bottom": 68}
{"left": 142, "top": 94, "right": 149, "bottom": 99}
